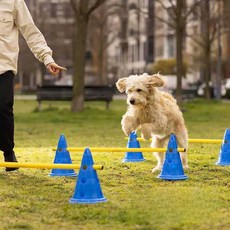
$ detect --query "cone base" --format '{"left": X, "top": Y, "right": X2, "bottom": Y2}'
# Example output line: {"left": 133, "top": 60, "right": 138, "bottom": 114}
{"left": 69, "top": 197, "right": 107, "bottom": 204}
{"left": 157, "top": 174, "right": 188, "bottom": 181}
{"left": 215, "top": 162, "right": 230, "bottom": 166}
{"left": 49, "top": 172, "right": 77, "bottom": 177}
{"left": 122, "top": 158, "right": 145, "bottom": 163}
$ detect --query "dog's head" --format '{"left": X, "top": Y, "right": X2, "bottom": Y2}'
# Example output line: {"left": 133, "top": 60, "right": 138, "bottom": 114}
{"left": 116, "top": 73, "right": 165, "bottom": 106}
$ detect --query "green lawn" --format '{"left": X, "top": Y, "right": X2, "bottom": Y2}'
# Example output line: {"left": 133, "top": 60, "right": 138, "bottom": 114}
{"left": 0, "top": 99, "right": 230, "bottom": 230}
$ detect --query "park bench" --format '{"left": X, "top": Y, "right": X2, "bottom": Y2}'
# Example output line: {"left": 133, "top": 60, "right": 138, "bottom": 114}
{"left": 36, "top": 85, "right": 115, "bottom": 110}
{"left": 172, "top": 88, "right": 197, "bottom": 100}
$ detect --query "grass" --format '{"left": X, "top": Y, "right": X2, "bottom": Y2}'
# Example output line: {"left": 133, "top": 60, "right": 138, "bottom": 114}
{"left": 0, "top": 98, "right": 230, "bottom": 230}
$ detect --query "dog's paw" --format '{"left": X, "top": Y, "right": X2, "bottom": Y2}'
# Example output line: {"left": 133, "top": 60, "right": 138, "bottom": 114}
{"left": 122, "top": 126, "right": 133, "bottom": 137}
{"left": 183, "top": 165, "right": 189, "bottom": 170}
{"left": 151, "top": 166, "right": 162, "bottom": 173}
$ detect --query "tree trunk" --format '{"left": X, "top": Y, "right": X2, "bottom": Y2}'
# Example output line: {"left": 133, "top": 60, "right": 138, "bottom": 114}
{"left": 175, "top": 0, "right": 185, "bottom": 107}
{"left": 203, "top": 0, "right": 211, "bottom": 99}
{"left": 176, "top": 27, "right": 183, "bottom": 107}
{"left": 223, "top": 0, "right": 230, "bottom": 77}
{"left": 71, "top": 14, "right": 89, "bottom": 112}
{"left": 97, "top": 27, "right": 105, "bottom": 84}
{"left": 120, "top": 0, "right": 128, "bottom": 77}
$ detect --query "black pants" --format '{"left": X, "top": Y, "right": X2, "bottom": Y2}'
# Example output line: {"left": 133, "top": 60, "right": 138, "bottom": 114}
{"left": 0, "top": 71, "right": 15, "bottom": 160}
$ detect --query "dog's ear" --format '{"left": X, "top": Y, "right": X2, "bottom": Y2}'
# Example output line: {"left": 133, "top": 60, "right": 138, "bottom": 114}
{"left": 116, "top": 77, "right": 127, "bottom": 93}
{"left": 147, "top": 74, "right": 165, "bottom": 87}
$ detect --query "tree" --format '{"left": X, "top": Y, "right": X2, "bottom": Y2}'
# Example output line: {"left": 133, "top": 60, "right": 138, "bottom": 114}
{"left": 175, "top": 0, "right": 186, "bottom": 106}
{"left": 119, "top": 0, "right": 129, "bottom": 77}
{"left": 201, "top": 0, "right": 212, "bottom": 99}
{"left": 154, "top": 0, "right": 202, "bottom": 106}
{"left": 187, "top": 0, "right": 227, "bottom": 99}
{"left": 70, "top": 0, "right": 107, "bottom": 112}
{"left": 88, "top": 2, "right": 121, "bottom": 84}
{"left": 223, "top": 0, "right": 230, "bottom": 78}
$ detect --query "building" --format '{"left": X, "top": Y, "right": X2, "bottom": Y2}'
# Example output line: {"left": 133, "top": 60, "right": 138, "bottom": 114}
{"left": 17, "top": 0, "right": 230, "bottom": 92}
{"left": 17, "top": 0, "right": 75, "bottom": 91}
{"left": 107, "top": 0, "right": 153, "bottom": 81}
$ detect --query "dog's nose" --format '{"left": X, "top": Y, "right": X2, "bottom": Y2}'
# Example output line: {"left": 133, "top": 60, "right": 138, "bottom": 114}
{"left": 130, "top": 99, "right": 135, "bottom": 105}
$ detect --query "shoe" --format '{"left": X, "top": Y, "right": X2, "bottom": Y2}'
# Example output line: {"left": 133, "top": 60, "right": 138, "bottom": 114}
{"left": 5, "top": 167, "right": 19, "bottom": 172}
{"left": 3, "top": 151, "right": 19, "bottom": 172}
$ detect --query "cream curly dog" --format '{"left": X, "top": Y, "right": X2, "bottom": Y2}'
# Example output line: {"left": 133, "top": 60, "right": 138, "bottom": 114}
{"left": 116, "top": 73, "right": 188, "bottom": 172}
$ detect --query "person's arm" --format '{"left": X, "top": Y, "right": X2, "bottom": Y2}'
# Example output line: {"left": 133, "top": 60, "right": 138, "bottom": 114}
{"left": 14, "top": 0, "right": 66, "bottom": 75}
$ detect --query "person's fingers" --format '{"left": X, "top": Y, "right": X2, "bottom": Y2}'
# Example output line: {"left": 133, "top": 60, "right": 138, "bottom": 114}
{"left": 55, "top": 65, "right": 67, "bottom": 71}
{"left": 46, "top": 65, "right": 56, "bottom": 75}
{"left": 50, "top": 63, "right": 67, "bottom": 71}
{"left": 46, "top": 63, "right": 66, "bottom": 75}
{"left": 51, "top": 66, "right": 60, "bottom": 75}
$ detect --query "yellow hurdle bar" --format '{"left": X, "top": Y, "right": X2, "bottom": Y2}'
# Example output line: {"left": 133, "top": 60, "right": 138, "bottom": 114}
{"left": 125, "top": 137, "right": 223, "bottom": 144}
{"left": 189, "top": 139, "right": 222, "bottom": 144}
{"left": 57, "top": 147, "right": 186, "bottom": 152}
{"left": 0, "top": 162, "right": 103, "bottom": 170}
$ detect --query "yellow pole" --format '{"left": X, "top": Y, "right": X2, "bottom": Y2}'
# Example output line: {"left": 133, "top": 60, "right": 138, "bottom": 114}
{"left": 57, "top": 147, "right": 186, "bottom": 152}
{"left": 188, "top": 139, "right": 222, "bottom": 144}
{"left": 125, "top": 137, "right": 223, "bottom": 144}
{"left": 0, "top": 162, "right": 103, "bottom": 170}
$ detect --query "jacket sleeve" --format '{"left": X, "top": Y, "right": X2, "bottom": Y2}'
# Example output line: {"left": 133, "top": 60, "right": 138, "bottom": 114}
{"left": 14, "top": 0, "right": 54, "bottom": 66}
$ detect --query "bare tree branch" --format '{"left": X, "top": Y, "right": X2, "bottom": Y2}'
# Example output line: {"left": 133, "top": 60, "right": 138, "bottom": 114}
{"left": 154, "top": 0, "right": 168, "bottom": 11}
{"left": 70, "top": 0, "right": 78, "bottom": 15}
{"left": 155, "top": 14, "right": 176, "bottom": 29}
{"left": 87, "top": 0, "right": 107, "bottom": 16}
{"left": 186, "top": 32, "right": 205, "bottom": 47}
{"left": 210, "top": 22, "right": 218, "bottom": 43}
{"left": 155, "top": 0, "right": 176, "bottom": 22}
{"left": 185, "top": 0, "right": 204, "bottom": 22}
{"left": 168, "top": 0, "right": 177, "bottom": 12}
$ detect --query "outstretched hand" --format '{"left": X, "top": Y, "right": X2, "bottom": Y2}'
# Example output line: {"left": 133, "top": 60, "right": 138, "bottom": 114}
{"left": 46, "top": 62, "right": 67, "bottom": 75}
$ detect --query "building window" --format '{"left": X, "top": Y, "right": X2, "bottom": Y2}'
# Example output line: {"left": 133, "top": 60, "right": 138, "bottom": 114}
{"left": 132, "top": 45, "right": 135, "bottom": 63}
{"left": 56, "top": 4, "right": 65, "bottom": 17}
{"left": 143, "top": 41, "right": 147, "bottom": 61}
{"left": 193, "top": 25, "right": 198, "bottom": 35}
{"left": 192, "top": 5, "right": 199, "bottom": 21}
{"left": 51, "top": 3, "right": 57, "bottom": 18}
{"left": 167, "top": 34, "right": 175, "bottom": 58}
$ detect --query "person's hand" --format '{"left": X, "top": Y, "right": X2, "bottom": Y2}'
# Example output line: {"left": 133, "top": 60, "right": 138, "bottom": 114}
{"left": 46, "top": 62, "right": 67, "bottom": 75}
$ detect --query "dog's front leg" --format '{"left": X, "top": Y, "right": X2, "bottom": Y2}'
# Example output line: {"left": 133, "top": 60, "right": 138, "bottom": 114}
{"left": 140, "top": 124, "right": 152, "bottom": 140}
{"left": 121, "top": 115, "right": 139, "bottom": 136}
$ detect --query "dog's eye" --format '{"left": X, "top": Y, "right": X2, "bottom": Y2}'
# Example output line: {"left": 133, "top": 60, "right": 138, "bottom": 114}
{"left": 137, "top": 89, "right": 142, "bottom": 92}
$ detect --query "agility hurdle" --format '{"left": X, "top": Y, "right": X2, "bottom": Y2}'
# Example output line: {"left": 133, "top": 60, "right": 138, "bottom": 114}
{"left": 125, "top": 137, "right": 223, "bottom": 144}
{"left": 0, "top": 162, "right": 103, "bottom": 170}
{"left": 52, "top": 147, "right": 186, "bottom": 152}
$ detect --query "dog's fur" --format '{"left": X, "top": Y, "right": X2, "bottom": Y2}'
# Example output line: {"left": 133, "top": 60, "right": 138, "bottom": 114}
{"left": 116, "top": 73, "right": 188, "bottom": 172}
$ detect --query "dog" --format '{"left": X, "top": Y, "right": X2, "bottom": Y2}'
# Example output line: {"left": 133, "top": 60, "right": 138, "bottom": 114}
{"left": 116, "top": 73, "right": 188, "bottom": 172}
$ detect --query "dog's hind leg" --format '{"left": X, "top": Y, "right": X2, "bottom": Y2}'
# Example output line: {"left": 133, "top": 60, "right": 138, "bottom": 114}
{"left": 176, "top": 132, "right": 189, "bottom": 169}
{"left": 151, "top": 135, "right": 169, "bottom": 173}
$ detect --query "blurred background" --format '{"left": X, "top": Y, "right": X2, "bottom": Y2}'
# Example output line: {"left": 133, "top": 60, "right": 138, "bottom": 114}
{"left": 16, "top": 0, "right": 230, "bottom": 101}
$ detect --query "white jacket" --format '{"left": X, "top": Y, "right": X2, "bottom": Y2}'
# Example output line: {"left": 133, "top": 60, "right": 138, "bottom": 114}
{"left": 0, "top": 0, "right": 54, "bottom": 74}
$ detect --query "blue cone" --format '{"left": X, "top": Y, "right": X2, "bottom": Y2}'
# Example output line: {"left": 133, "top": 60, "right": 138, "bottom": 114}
{"left": 216, "top": 128, "right": 230, "bottom": 166}
{"left": 49, "top": 135, "right": 77, "bottom": 177}
{"left": 69, "top": 148, "right": 107, "bottom": 204}
{"left": 122, "top": 132, "right": 145, "bottom": 162}
{"left": 158, "top": 134, "right": 188, "bottom": 180}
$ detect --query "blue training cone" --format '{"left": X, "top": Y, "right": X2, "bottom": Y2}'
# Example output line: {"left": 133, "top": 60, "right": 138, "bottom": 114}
{"left": 69, "top": 148, "right": 107, "bottom": 204}
{"left": 49, "top": 135, "right": 77, "bottom": 177}
{"left": 122, "top": 132, "right": 145, "bottom": 163}
{"left": 158, "top": 134, "right": 188, "bottom": 180}
{"left": 216, "top": 128, "right": 230, "bottom": 166}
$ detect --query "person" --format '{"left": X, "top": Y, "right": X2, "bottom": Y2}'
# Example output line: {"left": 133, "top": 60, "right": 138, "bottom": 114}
{"left": 0, "top": 0, "right": 66, "bottom": 171}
